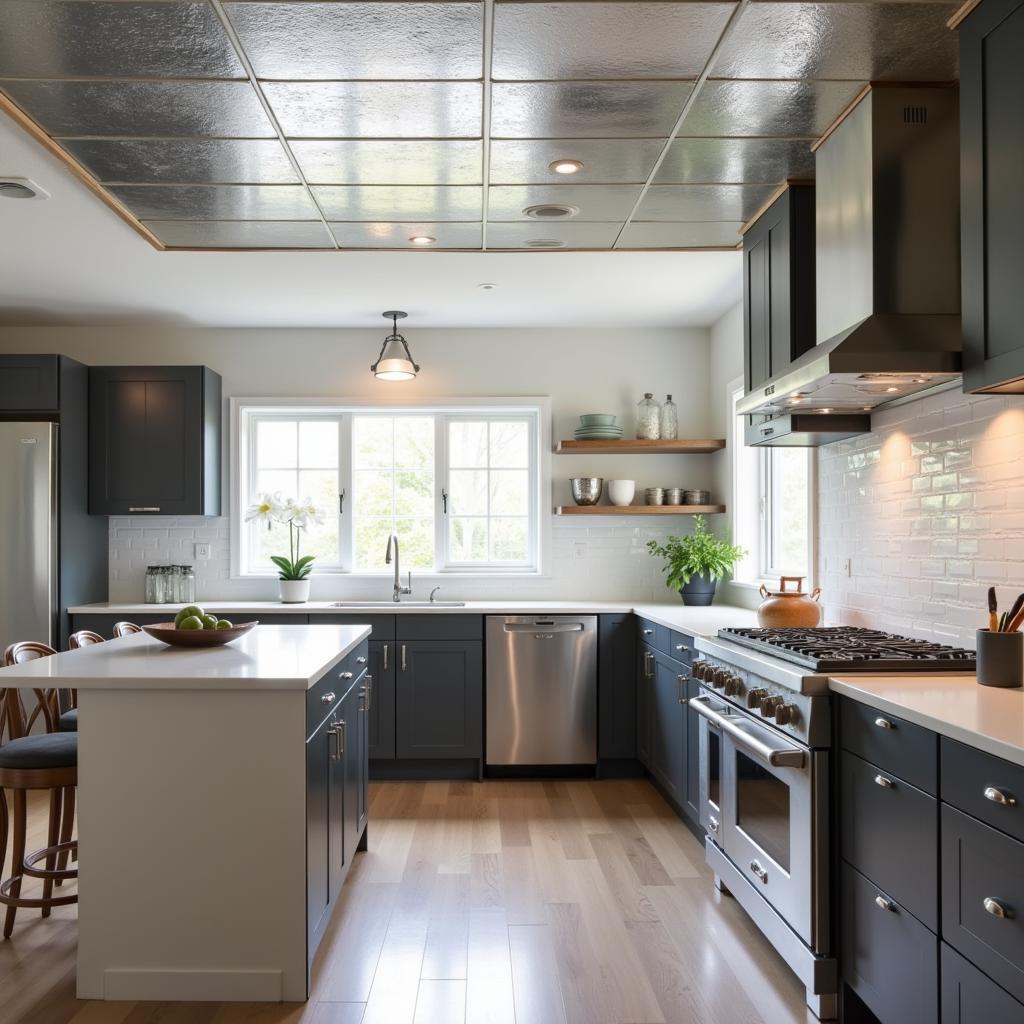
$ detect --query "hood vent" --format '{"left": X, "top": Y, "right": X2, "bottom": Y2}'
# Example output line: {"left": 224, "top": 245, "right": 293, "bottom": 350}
{"left": 739, "top": 85, "right": 962, "bottom": 430}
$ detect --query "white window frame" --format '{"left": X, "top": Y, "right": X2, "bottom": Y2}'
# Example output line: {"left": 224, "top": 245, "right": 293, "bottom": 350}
{"left": 231, "top": 396, "right": 550, "bottom": 580}
{"left": 727, "top": 376, "right": 816, "bottom": 588}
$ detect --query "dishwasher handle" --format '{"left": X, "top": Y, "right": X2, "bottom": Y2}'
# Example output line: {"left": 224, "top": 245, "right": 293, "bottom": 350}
{"left": 503, "top": 622, "right": 585, "bottom": 634}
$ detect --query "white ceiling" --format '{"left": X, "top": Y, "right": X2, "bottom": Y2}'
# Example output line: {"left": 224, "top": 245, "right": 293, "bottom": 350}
{"left": 0, "top": 108, "right": 743, "bottom": 328}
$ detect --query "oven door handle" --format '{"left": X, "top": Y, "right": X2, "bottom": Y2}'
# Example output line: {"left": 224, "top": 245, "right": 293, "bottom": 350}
{"left": 689, "top": 695, "right": 806, "bottom": 769}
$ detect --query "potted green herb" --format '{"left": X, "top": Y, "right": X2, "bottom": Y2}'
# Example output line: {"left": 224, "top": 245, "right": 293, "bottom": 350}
{"left": 646, "top": 515, "right": 747, "bottom": 606}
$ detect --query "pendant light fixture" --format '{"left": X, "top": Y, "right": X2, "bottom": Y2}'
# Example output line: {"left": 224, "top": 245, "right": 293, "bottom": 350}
{"left": 371, "top": 310, "right": 420, "bottom": 381}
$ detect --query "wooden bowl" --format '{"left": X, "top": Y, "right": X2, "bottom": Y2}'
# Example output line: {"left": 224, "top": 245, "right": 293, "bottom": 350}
{"left": 141, "top": 620, "right": 259, "bottom": 648}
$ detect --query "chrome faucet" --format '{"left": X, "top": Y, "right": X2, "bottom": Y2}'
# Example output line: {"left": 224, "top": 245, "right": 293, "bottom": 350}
{"left": 385, "top": 532, "right": 412, "bottom": 603}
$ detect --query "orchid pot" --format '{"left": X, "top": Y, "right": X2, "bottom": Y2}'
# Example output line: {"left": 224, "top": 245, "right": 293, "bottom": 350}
{"left": 245, "top": 492, "right": 325, "bottom": 605}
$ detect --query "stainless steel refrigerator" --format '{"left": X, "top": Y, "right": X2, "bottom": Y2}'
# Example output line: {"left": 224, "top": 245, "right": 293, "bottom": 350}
{"left": 0, "top": 422, "right": 58, "bottom": 652}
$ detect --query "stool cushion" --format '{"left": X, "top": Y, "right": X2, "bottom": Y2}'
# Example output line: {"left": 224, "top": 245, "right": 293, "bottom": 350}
{"left": 58, "top": 708, "right": 78, "bottom": 732}
{"left": 0, "top": 733, "right": 78, "bottom": 769}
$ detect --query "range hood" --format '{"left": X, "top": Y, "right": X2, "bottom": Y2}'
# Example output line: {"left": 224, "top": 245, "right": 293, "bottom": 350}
{"left": 739, "top": 85, "right": 962, "bottom": 439}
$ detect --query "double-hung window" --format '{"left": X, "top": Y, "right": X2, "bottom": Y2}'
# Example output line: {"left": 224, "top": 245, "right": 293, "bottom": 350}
{"left": 236, "top": 401, "right": 544, "bottom": 577}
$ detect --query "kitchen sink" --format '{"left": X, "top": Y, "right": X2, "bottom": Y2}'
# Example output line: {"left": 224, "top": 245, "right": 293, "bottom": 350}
{"left": 330, "top": 600, "right": 467, "bottom": 608}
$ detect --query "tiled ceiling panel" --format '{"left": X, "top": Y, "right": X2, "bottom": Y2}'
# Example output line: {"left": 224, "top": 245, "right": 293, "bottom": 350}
{"left": 489, "top": 139, "right": 666, "bottom": 184}
{"left": 263, "top": 81, "right": 483, "bottom": 138}
{"left": 63, "top": 139, "right": 299, "bottom": 185}
{"left": 146, "top": 220, "right": 334, "bottom": 249}
{"left": 653, "top": 138, "right": 816, "bottom": 184}
{"left": 492, "top": 3, "right": 735, "bottom": 80}
{"left": 312, "top": 186, "right": 483, "bottom": 222}
{"left": 109, "top": 185, "right": 319, "bottom": 221}
{"left": 491, "top": 82, "right": 694, "bottom": 138}
{"left": 0, "top": 1, "right": 246, "bottom": 79}
{"left": 291, "top": 141, "right": 482, "bottom": 186}
{"left": 0, "top": 0, "right": 961, "bottom": 251}
{"left": 714, "top": 3, "right": 958, "bottom": 80}
{"left": 224, "top": 2, "right": 483, "bottom": 80}
{"left": 636, "top": 184, "right": 778, "bottom": 222}
{"left": 329, "top": 222, "right": 484, "bottom": 249}
{"left": 0, "top": 79, "right": 276, "bottom": 138}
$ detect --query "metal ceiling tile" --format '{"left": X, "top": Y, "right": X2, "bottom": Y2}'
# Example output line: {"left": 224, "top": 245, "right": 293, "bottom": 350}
{"left": 491, "top": 82, "right": 693, "bottom": 139}
{"left": 489, "top": 139, "right": 665, "bottom": 184}
{"left": 264, "top": 82, "right": 482, "bottom": 139}
{"left": 492, "top": 2, "right": 734, "bottom": 80}
{"left": 653, "top": 137, "right": 815, "bottom": 184}
{"left": 0, "top": 80, "right": 275, "bottom": 138}
{"left": 312, "top": 186, "right": 482, "bottom": 222}
{"left": 62, "top": 139, "right": 298, "bottom": 185}
{"left": 292, "top": 141, "right": 482, "bottom": 185}
{"left": 487, "top": 184, "right": 642, "bottom": 221}
{"left": 145, "top": 220, "right": 334, "bottom": 249}
{"left": 712, "top": 3, "right": 959, "bottom": 81}
{"left": 329, "top": 222, "right": 483, "bottom": 249}
{"left": 224, "top": 2, "right": 482, "bottom": 80}
{"left": 0, "top": 1, "right": 245, "bottom": 79}
{"left": 677, "top": 80, "right": 864, "bottom": 137}
{"left": 635, "top": 184, "right": 777, "bottom": 222}
{"left": 617, "top": 222, "right": 744, "bottom": 248}
{"left": 486, "top": 222, "right": 622, "bottom": 249}
{"left": 109, "top": 185, "right": 318, "bottom": 221}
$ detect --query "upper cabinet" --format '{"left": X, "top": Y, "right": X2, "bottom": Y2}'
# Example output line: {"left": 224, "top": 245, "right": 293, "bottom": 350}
{"left": 960, "top": 0, "right": 1024, "bottom": 393}
{"left": 0, "top": 355, "right": 60, "bottom": 412}
{"left": 743, "top": 184, "right": 816, "bottom": 396}
{"left": 89, "top": 366, "right": 221, "bottom": 516}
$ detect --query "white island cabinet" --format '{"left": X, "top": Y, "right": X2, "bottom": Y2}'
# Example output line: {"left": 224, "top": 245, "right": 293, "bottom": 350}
{"left": 0, "top": 623, "right": 371, "bottom": 1002}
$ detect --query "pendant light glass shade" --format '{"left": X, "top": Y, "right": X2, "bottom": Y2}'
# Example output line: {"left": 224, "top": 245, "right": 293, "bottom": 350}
{"left": 371, "top": 310, "right": 420, "bottom": 381}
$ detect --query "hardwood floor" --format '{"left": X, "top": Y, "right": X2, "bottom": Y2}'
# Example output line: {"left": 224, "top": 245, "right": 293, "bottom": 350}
{"left": 1, "top": 780, "right": 816, "bottom": 1023}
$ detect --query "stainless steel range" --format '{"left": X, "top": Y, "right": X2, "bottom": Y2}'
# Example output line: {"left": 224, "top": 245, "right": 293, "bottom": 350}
{"left": 690, "top": 627, "right": 976, "bottom": 1021}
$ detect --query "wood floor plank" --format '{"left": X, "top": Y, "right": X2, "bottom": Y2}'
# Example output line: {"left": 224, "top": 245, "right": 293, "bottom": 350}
{"left": 508, "top": 924, "right": 568, "bottom": 1024}
{"left": 624, "top": 804, "right": 701, "bottom": 881}
{"left": 413, "top": 979, "right": 465, "bottom": 1024}
{"left": 545, "top": 902, "right": 617, "bottom": 1024}
{"left": 465, "top": 908, "right": 514, "bottom": 1024}
{"left": 588, "top": 832, "right": 659, "bottom": 923}
{"left": 359, "top": 917, "right": 429, "bottom": 1024}
{"left": 305, "top": 1004, "right": 365, "bottom": 1024}
{"left": 497, "top": 798, "right": 531, "bottom": 848}
{"left": 469, "top": 852, "right": 504, "bottom": 909}
{"left": 421, "top": 782, "right": 450, "bottom": 806}
{"left": 421, "top": 873, "right": 470, "bottom": 981}
{"left": 500, "top": 845, "right": 546, "bottom": 926}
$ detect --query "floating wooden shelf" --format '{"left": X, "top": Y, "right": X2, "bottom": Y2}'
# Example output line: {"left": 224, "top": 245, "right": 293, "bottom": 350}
{"left": 555, "top": 439, "right": 726, "bottom": 455}
{"left": 555, "top": 504, "right": 726, "bottom": 516}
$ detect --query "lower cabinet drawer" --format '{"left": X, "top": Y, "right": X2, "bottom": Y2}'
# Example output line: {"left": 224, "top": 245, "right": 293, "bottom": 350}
{"left": 841, "top": 750, "right": 938, "bottom": 930}
{"left": 840, "top": 863, "right": 938, "bottom": 1024}
{"left": 942, "top": 804, "right": 1024, "bottom": 1004}
{"left": 841, "top": 697, "right": 937, "bottom": 795}
{"left": 942, "top": 942, "right": 1024, "bottom": 1024}
{"left": 941, "top": 737, "right": 1024, "bottom": 844}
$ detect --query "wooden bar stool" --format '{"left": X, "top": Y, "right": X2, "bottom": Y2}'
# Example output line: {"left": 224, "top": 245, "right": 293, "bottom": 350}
{"left": 113, "top": 621, "right": 141, "bottom": 638}
{"left": 0, "top": 648, "right": 78, "bottom": 937}
{"left": 64, "top": 631, "right": 104, "bottom": 735}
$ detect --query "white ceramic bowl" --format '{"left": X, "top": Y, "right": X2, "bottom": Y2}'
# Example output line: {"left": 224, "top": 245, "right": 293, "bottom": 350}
{"left": 608, "top": 479, "right": 636, "bottom": 506}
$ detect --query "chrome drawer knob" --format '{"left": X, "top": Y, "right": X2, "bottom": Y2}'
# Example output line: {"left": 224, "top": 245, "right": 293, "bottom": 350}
{"left": 749, "top": 860, "right": 768, "bottom": 884}
{"left": 875, "top": 895, "right": 896, "bottom": 913}
{"left": 339, "top": 671, "right": 354, "bottom": 680}
{"left": 874, "top": 774, "right": 894, "bottom": 789}
{"left": 984, "top": 897, "right": 1011, "bottom": 919}
{"left": 984, "top": 787, "right": 1017, "bottom": 807}
{"left": 321, "top": 691, "right": 336, "bottom": 704}
{"left": 708, "top": 815, "right": 719, "bottom": 834}
{"left": 874, "top": 716, "right": 894, "bottom": 730}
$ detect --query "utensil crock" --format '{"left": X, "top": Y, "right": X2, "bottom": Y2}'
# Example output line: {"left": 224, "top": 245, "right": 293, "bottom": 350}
{"left": 976, "top": 629, "right": 1023, "bottom": 688}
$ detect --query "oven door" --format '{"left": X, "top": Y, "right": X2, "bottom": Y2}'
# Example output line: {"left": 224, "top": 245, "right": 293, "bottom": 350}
{"left": 695, "top": 688, "right": 726, "bottom": 844}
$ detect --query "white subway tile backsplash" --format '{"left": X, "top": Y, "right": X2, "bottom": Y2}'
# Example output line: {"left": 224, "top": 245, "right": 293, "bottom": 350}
{"left": 818, "top": 389, "right": 1024, "bottom": 647}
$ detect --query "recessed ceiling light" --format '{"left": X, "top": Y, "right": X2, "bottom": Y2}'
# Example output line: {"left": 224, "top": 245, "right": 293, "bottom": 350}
{"left": 409, "top": 235, "right": 435, "bottom": 246}
{"left": 0, "top": 177, "right": 48, "bottom": 200}
{"left": 523, "top": 204, "right": 578, "bottom": 220}
{"left": 549, "top": 159, "right": 584, "bottom": 175}
{"left": 477, "top": 282, "right": 497, "bottom": 290}
{"left": 525, "top": 238, "right": 564, "bottom": 248}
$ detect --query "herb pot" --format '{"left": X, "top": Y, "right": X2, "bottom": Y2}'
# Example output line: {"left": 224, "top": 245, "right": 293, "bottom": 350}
{"left": 279, "top": 579, "right": 311, "bottom": 604}
{"left": 680, "top": 572, "right": 716, "bottom": 606}
{"left": 976, "top": 629, "right": 1023, "bottom": 688}
{"left": 757, "top": 576, "right": 822, "bottom": 627}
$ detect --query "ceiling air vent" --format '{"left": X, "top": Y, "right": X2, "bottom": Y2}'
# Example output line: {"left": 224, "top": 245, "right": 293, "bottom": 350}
{"left": 0, "top": 177, "right": 48, "bottom": 200}
{"left": 523, "top": 204, "right": 578, "bottom": 220}
{"left": 525, "top": 238, "right": 564, "bottom": 248}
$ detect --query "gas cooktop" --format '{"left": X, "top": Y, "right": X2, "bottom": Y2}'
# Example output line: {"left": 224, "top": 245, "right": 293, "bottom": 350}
{"left": 718, "top": 626, "right": 977, "bottom": 673}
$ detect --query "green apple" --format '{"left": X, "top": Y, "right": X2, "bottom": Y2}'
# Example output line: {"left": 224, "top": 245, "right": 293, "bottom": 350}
{"left": 178, "top": 615, "right": 204, "bottom": 631}
{"left": 201, "top": 614, "right": 219, "bottom": 630}
{"left": 215, "top": 619, "right": 234, "bottom": 630}
{"left": 174, "top": 605, "right": 204, "bottom": 628}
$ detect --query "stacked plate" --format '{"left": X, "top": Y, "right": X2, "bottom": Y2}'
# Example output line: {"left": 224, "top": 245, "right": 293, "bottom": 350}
{"left": 574, "top": 413, "right": 623, "bottom": 441}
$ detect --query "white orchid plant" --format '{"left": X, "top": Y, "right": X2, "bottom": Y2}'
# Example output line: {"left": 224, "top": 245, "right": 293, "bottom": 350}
{"left": 245, "top": 493, "right": 326, "bottom": 581}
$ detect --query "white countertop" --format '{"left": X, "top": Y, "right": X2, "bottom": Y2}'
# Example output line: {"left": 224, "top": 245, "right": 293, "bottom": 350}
{"left": 69, "top": 600, "right": 759, "bottom": 639}
{"left": 829, "top": 674, "right": 1024, "bottom": 768}
{"left": 0, "top": 624, "right": 370, "bottom": 691}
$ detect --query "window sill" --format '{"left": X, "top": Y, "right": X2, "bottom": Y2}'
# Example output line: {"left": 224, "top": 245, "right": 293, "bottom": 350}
{"left": 233, "top": 570, "right": 550, "bottom": 582}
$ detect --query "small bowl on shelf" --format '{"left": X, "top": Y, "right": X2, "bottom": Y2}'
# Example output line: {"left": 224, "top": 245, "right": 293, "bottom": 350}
{"left": 665, "top": 487, "right": 683, "bottom": 506}
{"left": 570, "top": 478, "right": 604, "bottom": 505}
{"left": 141, "top": 620, "right": 259, "bottom": 648}
{"left": 683, "top": 489, "right": 711, "bottom": 506}
{"left": 578, "top": 413, "right": 617, "bottom": 427}
{"left": 645, "top": 487, "right": 665, "bottom": 506}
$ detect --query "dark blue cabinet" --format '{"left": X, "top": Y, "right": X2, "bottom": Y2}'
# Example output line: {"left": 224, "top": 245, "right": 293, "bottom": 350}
{"left": 306, "top": 705, "right": 333, "bottom": 952}
{"left": 636, "top": 642, "right": 654, "bottom": 768}
{"left": 598, "top": 614, "right": 636, "bottom": 760}
{"left": 0, "top": 354, "right": 59, "bottom": 411}
{"left": 368, "top": 640, "right": 396, "bottom": 760}
{"left": 648, "top": 649, "right": 686, "bottom": 807}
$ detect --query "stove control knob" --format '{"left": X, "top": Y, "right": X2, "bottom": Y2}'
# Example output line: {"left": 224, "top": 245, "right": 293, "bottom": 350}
{"left": 774, "top": 703, "right": 799, "bottom": 726}
{"left": 724, "top": 675, "right": 743, "bottom": 697}
{"left": 760, "top": 695, "right": 783, "bottom": 718}
{"left": 691, "top": 660, "right": 708, "bottom": 680}
{"left": 714, "top": 669, "right": 732, "bottom": 690}
{"left": 747, "top": 688, "right": 768, "bottom": 709}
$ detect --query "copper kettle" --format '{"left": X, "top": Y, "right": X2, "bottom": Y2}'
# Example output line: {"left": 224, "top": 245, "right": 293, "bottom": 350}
{"left": 757, "top": 576, "right": 822, "bottom": 628}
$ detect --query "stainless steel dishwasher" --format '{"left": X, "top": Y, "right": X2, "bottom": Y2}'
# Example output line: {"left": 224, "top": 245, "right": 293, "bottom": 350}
{"left": 486, "top": 615, "right": 598, "bottom": 766}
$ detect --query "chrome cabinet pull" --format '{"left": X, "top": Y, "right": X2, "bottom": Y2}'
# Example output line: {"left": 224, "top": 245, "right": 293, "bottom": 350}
{"left": 984, "top": 897, "right": 1010, "bottom": 919}
{"left": 128, "top": 506, "right": 160, "bottom": 512}
{"left": 321, "top": 691, "right": 336, "bottom": 704}
{"left": 329, "top": 722, "right": 341, "bottom": 760}
{"left": 382, "top": 643, "right": 388, "bottom": 672}
{"left": 642, "top": 628, "right": 654, "bottom": 636}
{"left": 675, "top": 643, "right": 686, "bottom": 652}
{"left": 875, "top": 895, "right": 896, "bottom": 913}
{"left": 338, "top": 719, "right": 346, "bottom": 756}
{"left": 708, "top": 815, "right": 719, "bottom": 834}
{"left": 749, "top": 860, "right": 768, "bottom": 884}
{"left": 339, "top": 670, "right": 354, "bottom": 681}
{"left": 874, "top": 774, "right": 894, "bottom": 789}
{"left": 356, "top": 655, "right": 367, "bottom": 665}
{"left": 363, "top": 675, "right": 372, "bottom": 713}
{"left": 677, "top": 674, "right": 685, "bottom": 704}
{"left": 874, "top": 716, "right": 894, "bottom": 730}
{"left": 984, "top": 786, "right": 1017, "bottom": 807}
{"left": 401, "top": 644, "right": 407, "bottom": 672}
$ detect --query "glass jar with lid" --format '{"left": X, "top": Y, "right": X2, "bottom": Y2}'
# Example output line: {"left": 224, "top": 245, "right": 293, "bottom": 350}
{"left": 660, "top": 394, "right": 678, "bottom": 440}
{"left": 636, "top": 393, "right": 661, "bottom": 440}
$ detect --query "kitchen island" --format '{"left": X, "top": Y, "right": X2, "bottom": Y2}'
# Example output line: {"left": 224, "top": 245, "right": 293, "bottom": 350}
{"left": 0, "top": 623, "right": 371, "bottom": 1002}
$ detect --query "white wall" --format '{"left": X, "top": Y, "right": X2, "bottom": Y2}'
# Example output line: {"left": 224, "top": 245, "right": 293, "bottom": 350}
{"left": 0, "top": 325, "right": 718, "bottom": 602}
